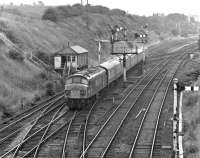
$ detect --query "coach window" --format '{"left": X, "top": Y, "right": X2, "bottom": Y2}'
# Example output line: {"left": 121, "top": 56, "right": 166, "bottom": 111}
{"left": 66, "top": 78, "right": 72, "bottom": 84}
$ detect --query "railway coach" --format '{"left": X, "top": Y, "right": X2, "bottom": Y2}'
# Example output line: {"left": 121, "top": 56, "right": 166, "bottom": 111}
{"left": 65, "top": 51, "right": 144, "bottom": 110}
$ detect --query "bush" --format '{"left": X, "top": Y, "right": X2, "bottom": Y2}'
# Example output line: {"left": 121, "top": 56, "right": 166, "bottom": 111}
{"left": 171, "top": 29, "right": 179, "bottom": 36}
{"left": 35, "top": 50, "right": 49, "bottom": 64}
{"left": 45, "top": 82, "right": 55, "bottom": 96}
{"left": 0, "top": 100, "right": 12, "bottom": 118}
{"left": 185, "top": 144, "right": 199, "bottom": 156}
{"left": 32, "top": 94, "right": 41, "bottom": 102}
{"left": 42, "top": 5, "right": 111, "bottom": 21}
{"left": 88, "top": 5, "right": 110, "bottom": 14}
{"left": 185, "top": 95, "right": 198, "bottom": 107}
{"left": 8, "top": 49, "right": 24, "bottom": 61}
{"left": 111, "top": 9, "right": 126, "bottom": 16}
{"left": 38, "top": 72, "right": 48, "bottom": 80}
{"left": 42, "top": 7, "right": 58, "bottom": 22}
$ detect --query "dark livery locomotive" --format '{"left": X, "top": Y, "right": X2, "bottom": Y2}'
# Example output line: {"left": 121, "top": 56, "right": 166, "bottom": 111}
{"left": 65, "top": 52, "right": 144, "bottom": 110}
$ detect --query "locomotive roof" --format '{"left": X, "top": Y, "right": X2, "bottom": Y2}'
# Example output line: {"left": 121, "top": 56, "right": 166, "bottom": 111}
{"left": 100, "top": 58, "right": 121, "bottom": 69}
{"left": 69, "top": 66, "right": 105, "bottom": 80}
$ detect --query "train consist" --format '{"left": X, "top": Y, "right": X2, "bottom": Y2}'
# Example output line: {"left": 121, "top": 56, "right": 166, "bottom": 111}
{"left": 65, "top": 52, "right": 144, "bottom": 110}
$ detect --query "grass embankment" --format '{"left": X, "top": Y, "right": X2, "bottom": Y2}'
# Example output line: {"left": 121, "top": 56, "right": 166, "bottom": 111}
{"left": 180, "top": 53, "right": 200, "bottom": 157}
{"left": 0, "top": 45, "right": 48, "bottom": 116}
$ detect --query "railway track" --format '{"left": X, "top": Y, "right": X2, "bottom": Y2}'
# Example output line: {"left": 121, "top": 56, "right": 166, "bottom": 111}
{"left": 79, "top": 51, "right": 185, "bottom": 157}
{"left": 0, "top": 95, "right": 64, "bottom": 155}
{"left": 0, "top": 101, "right": 98, "bottom": 158}
{"left": 151, "top": 53, "right": 191, "bottom": 158}
{"left": 0, "top": 104, "right": 71, "bottom": 158}
{"left": 0, "top": 92, "right": 64, "bottom": 128}
{"left": 62, "top": 102, "right": 96, "bottom": 158}
{"left": 0, "top": 41, "right": 196, "bottom": 158}
{"left": 127, "top": 57, "right": 184, "bottom": 158}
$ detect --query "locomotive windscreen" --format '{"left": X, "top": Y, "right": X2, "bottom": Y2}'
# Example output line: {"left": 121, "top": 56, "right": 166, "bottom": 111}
{"left": 66, "top": 76, "right": 88, "bottom": 84}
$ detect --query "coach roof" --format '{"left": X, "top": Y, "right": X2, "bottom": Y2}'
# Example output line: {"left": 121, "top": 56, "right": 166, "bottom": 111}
{"left": 70, "top": 66, "right": 105, "bottom": 80}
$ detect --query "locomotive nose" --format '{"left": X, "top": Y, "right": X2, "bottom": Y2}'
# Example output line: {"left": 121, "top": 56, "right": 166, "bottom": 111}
{"left": 65, "top": 85, "right": 88, "bottom": 99}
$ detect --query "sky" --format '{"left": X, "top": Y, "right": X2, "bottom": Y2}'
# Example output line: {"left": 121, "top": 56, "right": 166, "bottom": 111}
{"left": 1, "top": 0, "right": 200, "bottom": 16}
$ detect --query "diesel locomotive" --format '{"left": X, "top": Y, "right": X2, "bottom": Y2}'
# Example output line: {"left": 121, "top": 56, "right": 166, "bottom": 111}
{"left": 65, "top": 52, "right": 144, "bottom": 110}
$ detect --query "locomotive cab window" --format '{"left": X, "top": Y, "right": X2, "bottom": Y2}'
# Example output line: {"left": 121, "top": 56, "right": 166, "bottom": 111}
{"left": 81, "top": 78, "right": 88, "bottom": 84}
{"left": 72, "top": 77, "right": 81, "bottom": 83}
{"left": 67, "top": 76, "right": 88, "bottom": 84}
{"left": 66, "top": 78, "right": 72, "bottom": 84}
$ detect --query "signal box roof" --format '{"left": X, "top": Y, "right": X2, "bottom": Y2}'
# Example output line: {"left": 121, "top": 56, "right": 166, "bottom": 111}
{"left": 55, "top": 45, "right": 88, "bottom": 56}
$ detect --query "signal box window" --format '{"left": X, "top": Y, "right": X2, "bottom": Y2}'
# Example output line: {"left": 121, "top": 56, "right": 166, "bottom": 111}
{"left": 67, "top": 56, "right": 71, "bottom": 62}
{"left": 72, "top": 56, "right": 75, "bottom": 62}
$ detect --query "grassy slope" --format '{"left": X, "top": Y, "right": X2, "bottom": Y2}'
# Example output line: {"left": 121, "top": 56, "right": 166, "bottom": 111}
{"left": 0, "top": 10, "right": 161, "bottom": 66}
{"left": 0, "top": 45, "right": 44, "bottom": 112}
{"left": 177, "top": 55, "right": 200, "bottom": 157}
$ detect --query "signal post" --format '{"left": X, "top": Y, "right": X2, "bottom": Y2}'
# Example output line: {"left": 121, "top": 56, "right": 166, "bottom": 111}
{"left": 110, "top": 25, "right": 147, "bottom": 83}
{"left": 111, "top": 41, "right": 139, "bottom": 82}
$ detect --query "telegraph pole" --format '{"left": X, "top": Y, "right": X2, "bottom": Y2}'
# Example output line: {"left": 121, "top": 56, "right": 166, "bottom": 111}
{"left": 95, "top": 39, "right": 110, "bottom": 65}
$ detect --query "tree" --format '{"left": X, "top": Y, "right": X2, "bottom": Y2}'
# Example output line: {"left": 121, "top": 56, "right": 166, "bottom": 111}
{"left": 42, "top": 8, "right": 57, "bottom": 22}
{"left": 171, "top": 29, "right": 179, "bottom": 36}
{"left": 38, "top": 1, "right": 45, "bottom": 6}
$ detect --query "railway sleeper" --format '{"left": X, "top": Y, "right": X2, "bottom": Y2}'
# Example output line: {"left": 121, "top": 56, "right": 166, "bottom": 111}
{"left": 135, "top": 144, "right": 161, "bottom": 149}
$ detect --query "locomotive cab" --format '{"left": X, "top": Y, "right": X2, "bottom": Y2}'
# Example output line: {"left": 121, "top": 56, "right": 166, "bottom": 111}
{"left": 65, "top": 75, "right": 89, "bottom": 109}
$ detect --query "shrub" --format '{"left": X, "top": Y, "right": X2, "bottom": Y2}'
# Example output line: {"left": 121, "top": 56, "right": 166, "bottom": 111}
{"left": 38, "top": 72, "right": 48, "bottom": 80}
{"left": 185, "top": 95, "right": 198, "bottom": 107}
{"left": 0, "top": 100, "right": 12, "bottom": 118}
{"left": 183, "top": 122, "right": 189, "bottom": 133}
{"left": 110, "top": 9, "right": 126, "bottom": 16}
{"left": 8, "top": 49, "right": 24, "bottom": 61}
{"left": 171, "top": 29, "right": 179, "bottom": 36}
{"left": 185, "top": 144, "right": 199, "bottom": 156}
{"left": 42, "top": 7, "right": 58, "bottom": 22}
{"left": 35, "top": 50, "right": 49, "bottom": 64}
{"left": 45, "top": 82, "right": 55, "bottom": 96}
{"left": 87, "top": 5, "right": 110, "bottom": 14}
{"left": 33, "top": 94, "right": 41, "bottom": 102}
{"left": 0, "top": 27, "right": 19, "bottom": 44}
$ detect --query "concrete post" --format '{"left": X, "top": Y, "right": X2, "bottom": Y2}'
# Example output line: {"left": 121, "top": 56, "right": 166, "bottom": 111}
{"left": 173, "top": 78, "right": 178, "bottom": 158}
{"left": 179, "top": 92, "right": 183, "bottom": 158}
{"left": 123, "top": 54, "right": 127, "bottom": 82}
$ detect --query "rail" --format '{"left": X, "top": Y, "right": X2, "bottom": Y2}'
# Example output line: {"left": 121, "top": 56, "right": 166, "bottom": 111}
{"left": 79, "top": 53, "right": 177, "bottom": 158}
